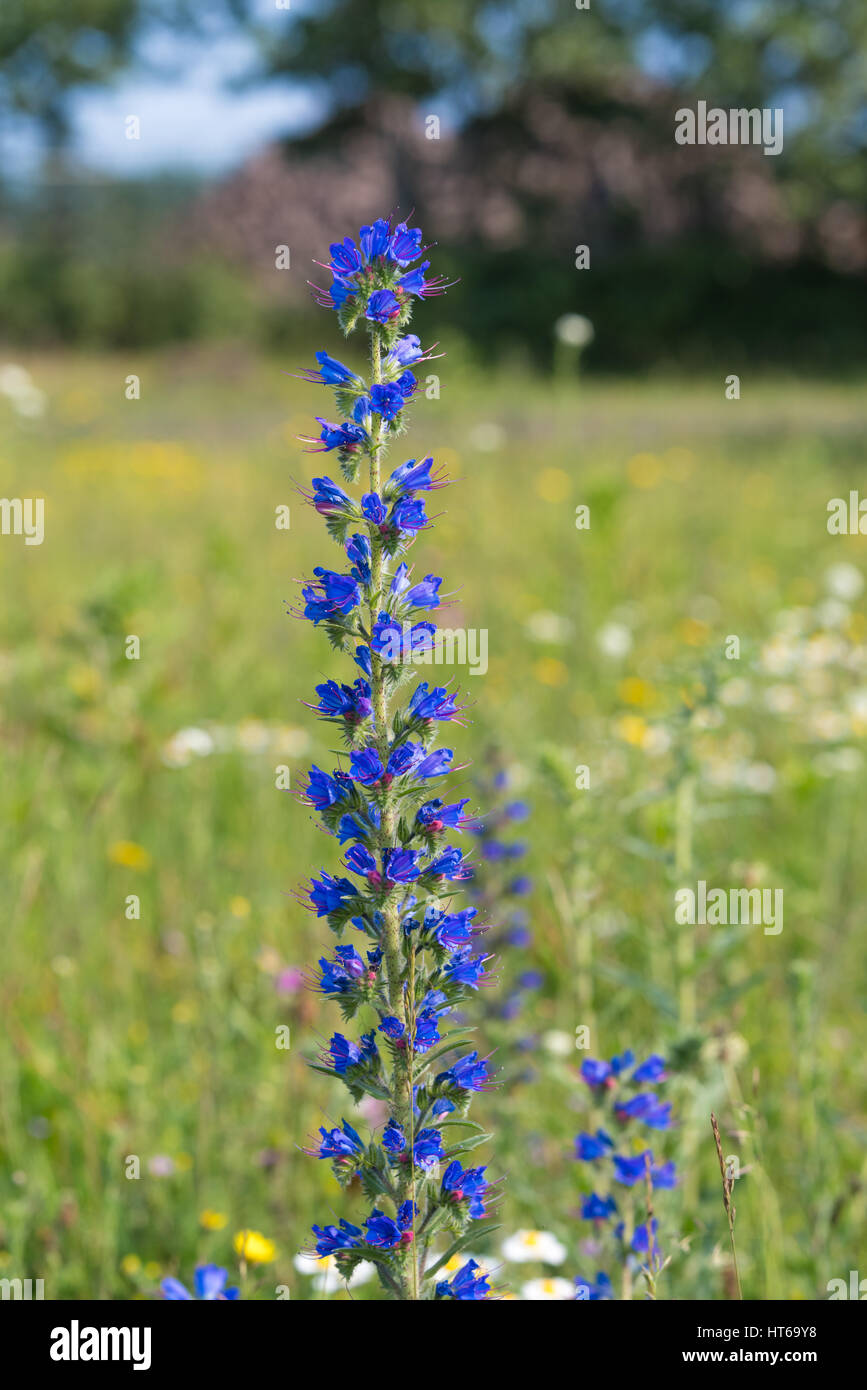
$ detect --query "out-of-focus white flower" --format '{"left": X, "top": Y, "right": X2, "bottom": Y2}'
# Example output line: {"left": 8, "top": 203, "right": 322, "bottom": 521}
{"left": 542, "top": 1030, "right": 574, "bottom": 1058}
{"left": 760, "top": 635, "right": 801, "bottom": 676}
{"left": 849, "top": 688, "right": 867, "bottom": 723}
{"left": 813, "top": 747, "right": 862, "bottom": 777}
{"left": 809, "top": 709, "right": 850, "bottom": 742}
{"left": 468, "top": 422, "right": 505, "bottom": 452}
{"left": 825, "top": 562, "right": 864, "bottom": 601}
{"left": 642, "top": 725, "right": 672, "bottom": 757}
{"left": 554, "top": 314, "right": 594, "bottom": 348}
{"left": 236, "top": 719, "right": 270, "bottom": 753}
{"left": 802, "top": 669, "right": 833, "bottom": 699}
{"left": 0, "top": 363, "right": 46, "bottom": 418}
{"left": 774, "top": 607, "right": 811, "bottom": 637}
{"left": 719, "top": 678, "right": 751, "bottom": 706}
{"left": 521, "top": 1275, "right": 575, "bottom": 1300}
{"left": 162, "top": 727, "right": 215, "bottom": 767}
{"left": 691, "top": 706, "right": 724, "bottom": 731}
{"left": 815, "top": 598, "right": 850, "bottom": 630}
{"left": 161, "top": 721, "right": 310, "bottom": 767}
{"left": 804, "top": 633, "right": 847, "bottom": 669}
{"left": 526, "top": 611, "right": 573, "bottom": 644}
{"left": 502, "top": 1230, "right": 567, "bottom": 1265}
{"left": 742, "top": 762, "right": 777, "bottom": 794}
{"left": 596, "top": 622, "right": 633, "bottom": 659}
{"left": 764, "top": 684, "right": 799, "bottom": 715}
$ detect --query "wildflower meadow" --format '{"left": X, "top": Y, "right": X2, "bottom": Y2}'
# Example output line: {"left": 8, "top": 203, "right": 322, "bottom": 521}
{"left": 1, "top": 222, "right": 866, "bottom": 1319}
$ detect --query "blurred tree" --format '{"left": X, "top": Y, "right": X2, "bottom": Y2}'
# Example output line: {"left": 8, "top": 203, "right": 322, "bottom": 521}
{"left": 256, "top": 0, "right": 867, "bottom": 203}
{"left": 0, "top": 0, "right": 245, "bottom": 154}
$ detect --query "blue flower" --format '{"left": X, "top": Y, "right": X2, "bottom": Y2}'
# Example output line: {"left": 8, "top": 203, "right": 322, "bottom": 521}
{"left": 625, "top": 1219, "right": 660, "bottom": 1259}
{"left": 310, "top": 474, "right": 352, "bottom": 515}
{"left": 412, "top": 1128, "right": 446, "bottom": 1170}
{"left": 427, "top": 846, "right": 470, "bottom": 880}
{"left": 574, "top": 1271, "right": 613, "bottom": 1301}
{"left": 366, "top": 289, "right": 402, "bottom": 324}
{"left": 345, "top": 844, "right": 378, "bottom": 878}
{"left": 398, "top": 261, "right": 431, "bottom": 296}
{"left": 437, "top": 1050, "right": 490, "bottom": 1092}
{"left": 370, "top": 380, "right": 413, "bottom": 421}
{"left": 574, "top": 1129, "right": 614, "bottom": 1161}
{"left": 650, "top": 1159, "right": 678, "bottom": 1189}
{"left": 415, "top": 748, "right": 454, "bottom": 779}
{"left": 432, "top": 906, "right": 477, "bottom": 950}
{"left": 314, "top": 678, "right": 371, "bottom": 721}
{"left": 632, "top": 1053, "right": 667, "bottom": 1083}
{"left": 308, "top": 871, "right": 358, "bottom": 916}
{"left": 161, "top": 1265, "right": 239, "bottom": 1300}
{"left": 391, "top": 565, "right": 443, "bottom": 610}
{"left": 390, "top": 496, "right": 428, "bottom": 535}
{"left": 304, "top": 350, "right": 362, "bottom": 387}
{"left": 371, "top": 614, "right": 436, "bottom": 661}
{"left": 416, "top": 797, "right": 470, "bottom": 832}
{"left": 302, "top": 568, "right": 360, "bottom": 623}
{"left": 614, "top": 1094, "right": 673, "bottom": 1130}
{"left": 444, "top": 949, "right": 489, "bottom": 988}
{"left": 349, "top": 747, "right": 385, "bottom": 785}
{"left": 612, "top": 1151, "right": 654, "bottom": 1186}
{"left": 336, "top": 810, "right": 377, "bottom": 844}
{"left": 312, "top": 1219, "right": 363, "bottom": 1256}
{"left": 409, "top": 682, "right": 459, "bottom": 720}
{"left": 581, "top": 1193, "right": 617, "bottom": 1221}
{"left": 318, "top": 944, "right": 367, "bottom": 993}
{"left": 580, "top": 1057, "right": 612, "bottom": 1088}
{"left": 412, "top": 1008, "right": 443, "bottom": 1053}
{"left": 379, "top": 1016, "right": 405, "bottom": 1043}
{"left": 329, "top": 237, "right": 363, "bottom": 276}
{"left": 387, "top": 222, "right": 424, "bottom": 266}
{"left": 382, "top": 847, "right": 421, "bottom": 883}
{"left": 325, "top": 1030, "right": 378, "bottom": 1075}
{"left": 436, "top": 1258, "right": 491, "bottom": 1300}
{"left": 359, "top": 219, "right": 391, "bottom": 262}
{"left": 387, "top": 456, "right": 441, "bottom": 496}
{"left": 441, "top": 1160, "right": 489, "bottom": 1218}
{"left": 364, "top": 1202, "right": 414, "bottom": 1248}
{"left": 610, "top": 1050, "right": 636, "bottom": 1075}
{"left": 345, "top": 532, "right": 372, "bottom": 583}
{"left": 386, "top": 741, "right": 423, "bottom": 776}
{"left": 303, "top": 764, "right": 352, "bottom": 810}
{"left": 385, "top": 334, "right": 425, "bottom": 368}
{"left": 311, "top": 417, "right": 368, "bottom": 452}
{"left": 315, "top": 1119, "right": 365, "bottom": 1160}
{"left": 382, "top": 1117, "right": 405, "bottom": 1155}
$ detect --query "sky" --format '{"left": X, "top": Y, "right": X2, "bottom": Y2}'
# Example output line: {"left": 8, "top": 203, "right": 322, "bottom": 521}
{"left": 2, "top": 5, "right": 324, "bottom": 183}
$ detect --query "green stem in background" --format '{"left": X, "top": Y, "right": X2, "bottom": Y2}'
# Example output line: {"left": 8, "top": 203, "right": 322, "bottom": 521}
{"left": 365, "top": 323, "right": 414, "bottom": 1299}
{"left": 674, "top": 772, "right": 696, "bottom": 1032}
{"left": 711, "top": 1111, "right": 743, "bottom": 1300}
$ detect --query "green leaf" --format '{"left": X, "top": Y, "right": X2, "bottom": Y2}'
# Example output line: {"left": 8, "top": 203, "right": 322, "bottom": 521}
{"left": 424, "top": 1222, "right": 502, "bottom": 1279}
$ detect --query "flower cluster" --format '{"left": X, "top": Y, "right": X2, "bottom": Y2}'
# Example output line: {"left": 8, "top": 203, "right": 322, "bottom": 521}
{"left": 573, "top": 1050, "right": 676, "bottom": 1299}
{"left": 297, "top": 218, "right": 495, "bottom": 1301}
{"left": 465, "top": 767, "right": 538, "bottom": 1037}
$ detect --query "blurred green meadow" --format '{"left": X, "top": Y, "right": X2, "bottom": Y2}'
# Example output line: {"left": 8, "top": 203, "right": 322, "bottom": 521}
{"left": 1, "top": 351, "right": 866, "bottom": 1299}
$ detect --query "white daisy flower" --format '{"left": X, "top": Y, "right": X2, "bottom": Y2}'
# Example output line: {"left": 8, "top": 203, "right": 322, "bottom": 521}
{"left": 521, "top": 1276, "right": 575, "bottom": 1300}
{"left": 502, "top": 1229, "right": 567, "bottom": 1265}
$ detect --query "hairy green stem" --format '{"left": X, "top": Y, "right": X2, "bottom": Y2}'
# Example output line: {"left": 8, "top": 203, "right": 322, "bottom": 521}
{"left": 365, "top": 325, "right": 416, "bottom": 1299}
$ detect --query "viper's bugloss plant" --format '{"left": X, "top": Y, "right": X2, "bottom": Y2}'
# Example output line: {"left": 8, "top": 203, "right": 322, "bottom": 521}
{"left": 295, "top": 218, "right": 497, "bottom": 1301}
{"left": 573, "top": 1050, "right": 676, "bottom": 1299}
{"left": 466, "top": 767, "right": 536, "bottom": 1032}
